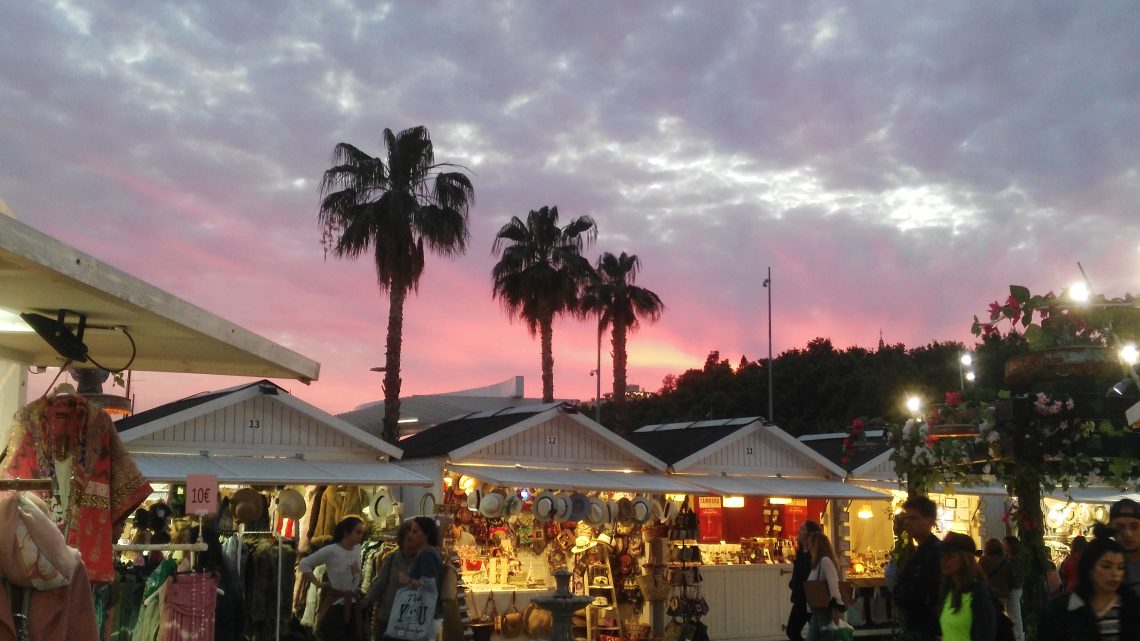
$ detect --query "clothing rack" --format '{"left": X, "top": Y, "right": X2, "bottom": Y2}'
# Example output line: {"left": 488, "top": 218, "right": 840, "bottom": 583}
{"left": 231, "top": 527, "right": 286, "bottom": 641}
{"left": 0, "top": 478, "right": 53, "bottom": 491}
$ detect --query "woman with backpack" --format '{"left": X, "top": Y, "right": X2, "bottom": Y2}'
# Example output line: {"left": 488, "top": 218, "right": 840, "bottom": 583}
{"left": 938, "top": 532, "right": 997, "bottom": 641}
{"left": 1038, "top": 526, "right": 1140, "bottom": 641}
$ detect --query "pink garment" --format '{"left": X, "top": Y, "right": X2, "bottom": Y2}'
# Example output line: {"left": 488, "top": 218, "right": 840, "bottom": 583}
{"left": 158, "top": 573, "right": 218, "bottom": 641}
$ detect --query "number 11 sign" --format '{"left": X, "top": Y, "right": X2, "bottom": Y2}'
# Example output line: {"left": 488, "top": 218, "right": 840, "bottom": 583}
{"left": 186, "top": 474, "right": 219, "bottom": 515}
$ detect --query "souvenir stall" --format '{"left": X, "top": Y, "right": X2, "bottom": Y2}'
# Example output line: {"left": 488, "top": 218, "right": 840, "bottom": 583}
{"left": 628, "top": 418, "right": 886, "bottom": 641}
{"left": 394, "top": 403, "right": 707, "bottom": 641}
{"left": 116, "top": 379, "right": 433, "bottom": 641}
{"left": 1040, "top": 488, "right": 1140, "bottom": 564}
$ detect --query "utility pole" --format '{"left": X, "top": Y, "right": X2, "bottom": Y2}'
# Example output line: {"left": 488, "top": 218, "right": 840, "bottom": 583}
{"left": 763, "top": 266, "right": 773, "bottom": 423}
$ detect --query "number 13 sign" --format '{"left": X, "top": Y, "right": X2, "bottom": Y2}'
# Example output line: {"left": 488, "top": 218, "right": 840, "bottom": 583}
{"left": 186, "top": 474, "right": 219, "bottom": 515}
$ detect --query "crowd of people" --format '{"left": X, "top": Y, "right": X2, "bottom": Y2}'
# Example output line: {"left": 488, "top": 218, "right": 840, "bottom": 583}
{"left": 786, "top": 496, "right": 1140, "bottom": 641}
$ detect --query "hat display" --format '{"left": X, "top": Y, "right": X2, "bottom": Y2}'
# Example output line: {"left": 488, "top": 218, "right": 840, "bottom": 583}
{"left": 571, "top": 535, "right": 597, "bottom": 554}
{"left": 1111, "top": 498, "right": 1140, "bottom": 522}
{"left": 533, "top": 491, "right": 557, "bottom": 521}
{"left": 504, "top": 494, "right": 524, "bottom": 517}
{"left": 594, "top": 531, "right": 614, "bottom": 548}
{"left": 479, "top": 492, "right": 505, "bottom": 519}
{"left": 552, "top": 494, "right": 573, "bottom": 522}
{"left": 568, "top": 493, "right": 590, "bottom": 522}
{"left": 663, "top": 499, "right": 680, "bottom": 524}
{"left": 370, "top": 492, "right": 393, "bottom": 522}
{"left": 591, "top": 596, "right": 610, "bottom": 608}
{"left": 585, "top": 497, "right": 608, "bottom": 528}
{"left": 276, "top": 489, "right": 307, "bottom": 520}
{"left": 231, "top": 488, "right": 264, "bottom": 525}
{"left": 631, "top": 496, "right": 654, "bottom": 524}
{"left": 467, "top": 490, "right": 483, "bottom": 512}
{"left": 607, "top": 499, "right": 621, "bottom": 525}
{"left": 651, "top": 498, "right": 665, "bottom": 523}
{"left": 617, "top": 498, "right": 634, "bottom": 523}
{"left": 937, "top": 531, "right": 977, "bottom": 555}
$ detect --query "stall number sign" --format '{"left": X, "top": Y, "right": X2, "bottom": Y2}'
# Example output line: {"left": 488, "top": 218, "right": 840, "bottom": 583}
{"left": 186, "top": 474, "right": 218, "bottom": 515}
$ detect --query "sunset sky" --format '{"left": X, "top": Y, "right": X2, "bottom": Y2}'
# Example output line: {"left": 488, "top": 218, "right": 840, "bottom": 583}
{"left": 2, "top": 2, "right": 1138, "bottom": 416}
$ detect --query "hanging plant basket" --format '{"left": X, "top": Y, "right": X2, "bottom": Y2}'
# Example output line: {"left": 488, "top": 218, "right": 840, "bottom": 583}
{"left": 1004, "top": 346, "right": 1121, "bottom": 386}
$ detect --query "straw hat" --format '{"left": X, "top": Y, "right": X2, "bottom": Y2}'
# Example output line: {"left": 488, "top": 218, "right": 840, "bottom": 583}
{"left": 631, "top": 497, "right": 654, "bottom": 525}
{"left": 591, "top": 596, "right": 610, "bottom": 608}
{"left": 552, "top": 494, "right": 573, "bottom": 522}
{"left": 370, "top": 493, "right": 393, "bottom": 522}
{"left": 568, "top": 493, "right": 591, "bottom": 522}
{"left": 231, "top": 488, "right": 264, "bottom": 525}
{"left": 466, "top": 490, "right": 483, "bottom": 512}
{"left": 651, "top": 498, "right": 666, "bottom": 523}
{"left": 585, "top": 497, "right": 608, "bottom": 528}
{"left": 503, "top": 494, "right": 524, "bottom": 518}
{"left": 571, "top": 535, "right": 597, "bottom": 554}
{"left": 479, "top": 492, "right": 505, "bottom": 519}
{"left": 276, "top": 489, "right": 307, "bottom": 520}
{"left": 594, "top": 531, "right": 614, "bottom": 549}
{"left": 663, "top": 500, "right": 680, "bottom": 524}
{"left": 607, "top": 499, "right": 621, "bottom": 525}
{"left": 533, "top": 491, "right": 557, "bottom": 521}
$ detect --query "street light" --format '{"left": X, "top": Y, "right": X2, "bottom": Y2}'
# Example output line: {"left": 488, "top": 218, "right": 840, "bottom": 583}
{"left": 906, "top": 395, "right": 923, "bottom": 417}
{"left": 959, "top": 353, "right": 975, "bottom": 391}
{"left": 763, "top": 266, "right": 773, "bottom": 423}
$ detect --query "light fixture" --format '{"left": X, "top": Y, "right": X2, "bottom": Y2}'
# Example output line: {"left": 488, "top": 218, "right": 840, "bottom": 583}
{"left": 1068, "top": 282, "right": 1090, "bottom": 303}
{"left": 857, "top": 504, "right": 873, "bottom": 519}
{"left": 965, "top": 371, "right": 976, "bottom": 382}
{"left": 960, "top": 354, "right": 973, "bottom": 367}
{"left": 723, "top": 496, "right": 745, "bottom": 508}
{"left": 1119, "top": 343, "right": 1139, "bottom": 367}
{"left": 768, "top": 497, "right": 792, "bottom": 505}
{"left": 21, "top": 310, "right": 89, "bottom": 362}
{"left": 906, "top": 395, "right": 922, "bottom": 416}
{"left": 71, "top": 367, "right": 131, "bottom": 416}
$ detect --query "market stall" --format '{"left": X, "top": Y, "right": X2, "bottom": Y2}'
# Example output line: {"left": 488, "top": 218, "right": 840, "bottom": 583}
{"left": 394, "top": 402, "right": 706, "bottom": 641}
{"left": 628, "top": 418, "right": 886, "bottom": 641}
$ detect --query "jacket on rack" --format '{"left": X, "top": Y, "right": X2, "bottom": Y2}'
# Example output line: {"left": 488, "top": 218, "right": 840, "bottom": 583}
{"left": 0, "top": 563, "right": 99, "bottom": 641}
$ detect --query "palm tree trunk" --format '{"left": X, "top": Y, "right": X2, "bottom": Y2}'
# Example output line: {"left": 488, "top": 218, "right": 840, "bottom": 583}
{"left": 540, "top": 315, "right": 554, "bottom": 403}
{"left": 382, "top": 282, "right": 407, "bottom": 443}
{"left": 612, "top": 323, "right": 628, "bottom": 433}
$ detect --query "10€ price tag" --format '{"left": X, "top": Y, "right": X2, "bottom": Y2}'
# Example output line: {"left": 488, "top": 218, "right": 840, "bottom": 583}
{"left": 186, "top": 474, "right": 218, "bottom": 515}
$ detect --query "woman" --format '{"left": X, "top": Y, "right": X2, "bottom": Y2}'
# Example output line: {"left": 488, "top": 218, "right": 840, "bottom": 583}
{"left": 980, "top": 539, "right": 1014, "bottom": 623}
{"left": 804, "top": 531, "right": 845, "bottom": 641}
{"left": 938, "top": 532, "right": 996, "bottom": 641}
{"left": 1059, "top": 536, "right": 1089, "bottom": 593}
{"left": 395, "top": 516, "right": 446, "bottom": 640}
{"left": 362, "top": 520, "right": 415, "bottom": 640}
{"left": 300, "top": 516, "right": 367, "bottom": 641}
{"left": 1039, "top": 527, "right": 1140, "bottom": 641}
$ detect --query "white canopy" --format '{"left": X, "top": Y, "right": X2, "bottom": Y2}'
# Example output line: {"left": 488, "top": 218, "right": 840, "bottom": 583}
{"left": 447, "top": 464, "right": 706, "bottom": 494}
{"left": 133, "top": 454, "right": 433, "bottom": 486}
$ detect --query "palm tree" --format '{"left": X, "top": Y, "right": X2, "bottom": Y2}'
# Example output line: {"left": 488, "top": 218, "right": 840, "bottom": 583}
{"left": 318, "top": 126, "right": 474, "bottom": 443}
{"left": 581, "top": 252, "right": 664, "bottom": 432}
{"left": 491, "top": 206, "right": 597, "bottom": 403}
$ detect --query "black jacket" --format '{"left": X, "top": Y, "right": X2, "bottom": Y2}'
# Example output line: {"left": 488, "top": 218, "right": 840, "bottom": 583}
{"left": 895, "top": 534, "right": 942, "bottom": 636}
{"left": 789, "top": 548, "right": 812, "bottom": 605}
{"left": 1039, "top": 589, "right": 1140, "bottom": 641}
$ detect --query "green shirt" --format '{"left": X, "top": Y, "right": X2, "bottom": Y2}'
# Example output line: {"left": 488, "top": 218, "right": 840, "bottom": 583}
{"left": 940, "top": 592, "right": 973, "bottom": 641}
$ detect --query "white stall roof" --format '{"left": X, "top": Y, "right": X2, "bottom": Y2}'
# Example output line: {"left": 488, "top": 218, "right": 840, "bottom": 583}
{"left": 680, "top": 475, "right": 888, "bottom": 499}
{"left": 133, "top": 454, "right": 432, "bottom": 486}
{"left": 448, "top": 464, "right": 706, "bottom": 494}
{"left": 1048, "top": 487, "right": 1140, "bottom": 505}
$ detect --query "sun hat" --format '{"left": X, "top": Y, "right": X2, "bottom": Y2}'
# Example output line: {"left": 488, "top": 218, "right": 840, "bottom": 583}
{"left": 553, "top": 494, "right": 573, "bottom": 522}
{"left": 937, "top": 531, "right": 977, "bottom": 555}
{"left": 568, "top": 493, "right": 591, "bottom": 522}
{"left": 585, "top": 497, "right": 608, "bottom": 528}
{"left": 651, "top": 498, "right": 665, "bottom": 523}
{"left": 231, "top": 488, "right": 265, "bottom": 525}
{"left": 276, "top": 489, "right": 307, "bottom": 520}
{"left": 479, "top": 492, "right": 505, "bottom": 519}
{"left": 591, "top": 595, "right": 610, "bottom": 608}
{"left": 467, "top": 490, "right": 483, "bottom": 512}
{"left": 594, "top": 531, "right": 614, "bottom": 548}
{"left": 617, "top": 498, "right": 634, "bottom": 523}
{"left": 607, "top": 499, "right": 621, "bottom": 525}
{"left": 504, "top": 494, "right": 524, "bottom": 518}
{"left": 663, "top": 500, "right": 680, "bottom": 524}
{"left": 533, "top": 491, "right": 556, "bottom": 521}
{"left": 370, "top": 492, "right": 393, "bottom": 522}
{"left": 631, "top": 497, "right": 654, "bottom": 524}
{"left": 571, "top": 535, "right": 597, "bottom": 554}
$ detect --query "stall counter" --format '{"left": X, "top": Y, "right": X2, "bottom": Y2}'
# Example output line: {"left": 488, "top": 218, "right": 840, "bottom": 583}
{"left": 699, "top": 564, "right": 794, "bottom": 641}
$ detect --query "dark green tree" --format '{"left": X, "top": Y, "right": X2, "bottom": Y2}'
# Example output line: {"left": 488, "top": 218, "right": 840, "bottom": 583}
{"left": 318, "top": 126, "right": 474, "bottom": 443}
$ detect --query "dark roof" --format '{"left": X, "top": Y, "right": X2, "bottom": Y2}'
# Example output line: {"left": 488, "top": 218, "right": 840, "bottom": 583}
{"left": 625, "top": 424, "right": 752, "bottom": 465}
{"left": 798, "top": 432, "right": 890, "bottom": 470}
{"left": 396, "top": 406, "right": 554, "bottom": 459}
{"left": 115, "top": 379, "right": 281, "bottom": 432}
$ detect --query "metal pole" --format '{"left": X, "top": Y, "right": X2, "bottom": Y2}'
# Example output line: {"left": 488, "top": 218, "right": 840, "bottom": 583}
{"left": 595, "top": 317, "right": 602, "bottom": 423}
{"left": 764, "top": 267, "right": 773, "bottom": 423}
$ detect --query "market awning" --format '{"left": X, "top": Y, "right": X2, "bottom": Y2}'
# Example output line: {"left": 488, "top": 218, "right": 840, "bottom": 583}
{"left": 132, "top": 454, "right": 433, "bottom": 486}
{"left": 1047, "top": 487, "right": 1140, "bottom": 505}
{"left": 679, "top": 475, "right": 888, "bottom": 499}
{"left": 447, "top": 465, "right": 706, "bottom": 494}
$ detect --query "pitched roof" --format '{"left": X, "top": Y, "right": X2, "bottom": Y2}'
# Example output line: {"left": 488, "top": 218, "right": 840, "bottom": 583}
{"left": 395, "top": 404, "right": 559, "bottom": 459}
{"left": 625, "top": 421, "right": 755, "bottom": 465}
{"left": 798, "top": 431, "right": 891, "bottom": 471}
{"left": 115, "top": 380, "right": 267, "bottom": 431}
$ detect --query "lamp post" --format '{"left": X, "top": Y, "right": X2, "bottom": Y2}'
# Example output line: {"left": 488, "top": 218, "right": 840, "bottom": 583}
{"left": 594, "top": 317, "right": 603, "bottom": 423}
{"left": 763, "top": 266, "right": 773, "bottom": 423}
{"left": 958, "top": 353, "right": 974, "bottom": 391}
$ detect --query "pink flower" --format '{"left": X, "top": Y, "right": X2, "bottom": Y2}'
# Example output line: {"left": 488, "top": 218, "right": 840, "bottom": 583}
{"left": 945, "top": 391, "right": 964, "bottom": 406}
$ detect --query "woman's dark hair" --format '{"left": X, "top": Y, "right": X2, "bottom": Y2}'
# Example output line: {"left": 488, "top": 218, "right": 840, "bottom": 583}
{"left": 413, "top": 516, "right": 440, "bottom": 547}
{"left": 802, "top": 520, "right": 822, "bottom": 535}
{"left": 984, "top": 538, "right": 1004, "bottom": 556}
{"left": 1075, "top": 524, "right": 1125, "bottom": 600}
{"left": 1069, "top": 535, "right": 1089, "bottom": 555}
{"left": 396, "top": 520, "right": 414, "bottom": 546}
{"left": 332, "top": 516, "right": 364, "bottom": 543}
{"left": 1003, "top": 535, "right": 1020, "bottom": 553}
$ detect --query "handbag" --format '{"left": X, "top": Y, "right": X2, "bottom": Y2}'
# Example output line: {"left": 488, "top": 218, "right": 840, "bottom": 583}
{"left": 638, "top": 573, "right": 672, "bottom": 601}
{"left": 501, "top": 592, "right": 524, "bottom": 639}
{"left": 384, "top": 577, "right": 439, "bottom": 641}
{"left": 804, "top": 580, "right": 832, "bottom": 609}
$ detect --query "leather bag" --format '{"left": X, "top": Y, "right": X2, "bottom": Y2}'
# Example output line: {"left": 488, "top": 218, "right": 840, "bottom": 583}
{"left": 805, "top": 579, "right": 855, "bottom": 608}
{"left": 501, "top": 592, "right": 524, "bottom": 639}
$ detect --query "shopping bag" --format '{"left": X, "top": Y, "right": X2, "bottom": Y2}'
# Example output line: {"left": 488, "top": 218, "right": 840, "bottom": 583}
{"left": 869, "top": 588, "right": 889, "bottom": 625}
{"left": 384, "top": 578, "right": 439, "bottom": 641}
{"left": 845, "top": 590, "right": 866, "bottom": 627}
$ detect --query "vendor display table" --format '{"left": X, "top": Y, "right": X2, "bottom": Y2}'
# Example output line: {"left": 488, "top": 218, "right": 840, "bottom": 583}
{"left": 699, "top": 564, "right": 794, "bottom": 641}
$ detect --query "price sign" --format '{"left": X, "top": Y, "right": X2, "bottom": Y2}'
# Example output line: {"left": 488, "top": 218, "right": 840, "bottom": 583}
{"left": 186, "top": 474, "right": 218, "bottom": 515}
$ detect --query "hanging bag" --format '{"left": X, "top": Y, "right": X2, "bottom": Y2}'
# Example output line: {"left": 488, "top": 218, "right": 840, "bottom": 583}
{"left": 383, "top": 577, "right": 440, "bottom": 641}
{"left": 501, "top": 592, "right": 524, "bottom": 639}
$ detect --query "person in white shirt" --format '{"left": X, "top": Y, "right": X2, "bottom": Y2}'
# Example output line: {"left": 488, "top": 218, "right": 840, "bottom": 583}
{"left": 300, "top": 515, "right": 366, "bottom": 641}
{"left": 805, "top": 532, "right": 846, "bottom": 641}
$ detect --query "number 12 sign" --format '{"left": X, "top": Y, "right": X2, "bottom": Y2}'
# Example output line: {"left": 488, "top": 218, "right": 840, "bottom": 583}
{"left": 186, "top": 474, "right": 219, "bottom": 515}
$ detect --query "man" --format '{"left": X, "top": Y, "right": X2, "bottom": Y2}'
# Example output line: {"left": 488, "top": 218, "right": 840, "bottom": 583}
{"left": 1110, "top": 497, "right": 1140, "bottom": 597}
{"left": 893, "top": 495, "right": 941, "bottom": 641}
{"left": 787, "top": 520, "right": 822, "bottom": 641}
